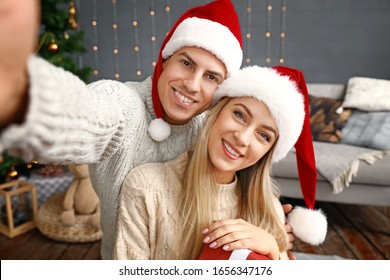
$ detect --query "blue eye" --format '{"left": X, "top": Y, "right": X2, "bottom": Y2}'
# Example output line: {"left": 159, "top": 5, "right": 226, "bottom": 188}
{"left": 234, "top": 111, "right": 245, "bottom": 121}
{"left": 207, "top": 74, "right": 219, "bottom": 83}
{"left": 258, "top": 131, "right": 270, "bottom": 142}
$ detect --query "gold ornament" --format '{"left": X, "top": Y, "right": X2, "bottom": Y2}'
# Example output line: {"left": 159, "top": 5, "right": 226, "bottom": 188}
{"left": 68, "top": 2, "right": 78, "bottom": 30}
{"left": 48, "top": 39, "right": 60, "bottom": 54}
{"left": 68, "top": 17, "right": 78, "bottom": 29}
{"left": 7, "top": 167, "right": 19, "bottom": 180}
{"left": 68, "top": 2, "right": 76, "bottom": 16}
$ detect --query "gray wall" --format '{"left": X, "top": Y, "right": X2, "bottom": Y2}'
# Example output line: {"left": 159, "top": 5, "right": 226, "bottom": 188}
{"left": 75, "top": 0, "right": 390, "bottom": 84}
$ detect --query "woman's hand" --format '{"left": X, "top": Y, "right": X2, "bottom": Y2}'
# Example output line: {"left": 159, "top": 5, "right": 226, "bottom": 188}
{"left": 202, "top": 218, "right": 280, "bottom": 260}
{"left": 0, "top": 0, "right": 40, "bottom": 127}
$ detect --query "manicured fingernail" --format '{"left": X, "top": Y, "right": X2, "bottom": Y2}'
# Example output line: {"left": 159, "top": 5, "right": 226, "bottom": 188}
{"left": 203, "top": 236, "right": 210, "bottom": 243}
{"left": 202, "top": 228, "right": 209, "bottom": 234}
{"left": 223, "top": 245, "right": 230, "bottom": 251}
{"left": 209, "top": 241, "right": 217, "bottom": 248}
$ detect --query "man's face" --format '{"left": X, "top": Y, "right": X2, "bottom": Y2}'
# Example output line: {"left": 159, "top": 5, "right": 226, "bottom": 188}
{"left": 158, "top": 47, "right": 227, "bottom": 125}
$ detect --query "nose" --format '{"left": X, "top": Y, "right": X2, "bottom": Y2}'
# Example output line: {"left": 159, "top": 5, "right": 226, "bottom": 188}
{"left": 183, "top": 72, "right": 202, "bottom": 93}
{"left": 233, "top": 129, "right": 251, "bottom": 147}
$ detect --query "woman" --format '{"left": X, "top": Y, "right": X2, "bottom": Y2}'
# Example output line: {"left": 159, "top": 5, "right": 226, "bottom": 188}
{"left": 113, "top": 66, "right": 314, "bottom": 260}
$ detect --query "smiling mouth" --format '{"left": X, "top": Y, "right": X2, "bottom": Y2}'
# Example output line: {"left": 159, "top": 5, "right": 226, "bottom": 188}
{"left": 174, "top": 90, "right": 195, "bottom": 104}
{"left": 223, "top": 140, "right": 242, "bottom": 158}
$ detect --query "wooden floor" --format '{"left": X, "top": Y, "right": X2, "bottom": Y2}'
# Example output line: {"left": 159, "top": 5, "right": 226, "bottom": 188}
{"left": 0, "top": 199, "right": 389, "bottom": 260}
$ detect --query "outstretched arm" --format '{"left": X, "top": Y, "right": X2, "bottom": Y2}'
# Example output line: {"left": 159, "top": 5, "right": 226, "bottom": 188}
{"left": 0, "top": 0, "right": 39, "bottom": 128}
{"left": 0, "top": 1, "right": 145, "bottom": 165}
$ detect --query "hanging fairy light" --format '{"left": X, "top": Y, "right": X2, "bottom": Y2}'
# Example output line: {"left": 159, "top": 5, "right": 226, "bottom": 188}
{"left": 74, "top": 0, "right": 86, "bottom": 74}
{"left": 91, "top": 0, "right": 99, "bottom": 77}
{"left": 112, "top": 0, "right": 120, "bottom": 79}
{"left": 245, "top": 0, "right": 253, "bottom": 65}
{"left": 165, "top": 0, "right": 171, "bottom": 36}
{"left": 265, "top": 0, "right": 272, "bottom": 65}
{"left": 132, "top": 0, "right": 142, "bottom": 78}
{"left": 279, "top": 0, "right": 287, "bottom": 64}
{"left": 150, "top": 0, "right": 157, "bottom": 67}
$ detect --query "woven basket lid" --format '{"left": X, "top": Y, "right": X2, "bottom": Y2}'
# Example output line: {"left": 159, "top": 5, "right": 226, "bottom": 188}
{"left": 37, "top": 192, "right": 102, "bottom": 243}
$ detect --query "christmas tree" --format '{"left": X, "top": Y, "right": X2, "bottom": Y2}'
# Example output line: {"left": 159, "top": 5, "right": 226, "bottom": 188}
{"left": 1, "top": 1, "right": 92, "bottom": 183}
{"left": 37, "top": 0, "right": 92, "bottom": 82}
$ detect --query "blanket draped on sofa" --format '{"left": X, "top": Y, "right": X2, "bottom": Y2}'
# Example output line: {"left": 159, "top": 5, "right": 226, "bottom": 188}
{"left": 310, "top": 142, "right": 390, "bottom": 193}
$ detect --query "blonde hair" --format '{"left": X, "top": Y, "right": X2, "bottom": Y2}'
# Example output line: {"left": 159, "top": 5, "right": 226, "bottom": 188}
{"left": 176, "top": 98, "right": 288, "bottom": 259}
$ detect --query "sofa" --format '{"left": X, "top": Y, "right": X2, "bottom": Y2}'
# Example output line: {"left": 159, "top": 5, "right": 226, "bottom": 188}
{"left": 273, "top": 83, "right": 390, "bottom": 221}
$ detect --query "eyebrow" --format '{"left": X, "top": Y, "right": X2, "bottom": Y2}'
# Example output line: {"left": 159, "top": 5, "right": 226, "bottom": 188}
{"left": 234, "top": 103, "right": 278, "bottom": 136}
{"left": 178, "top": 51, "right": 225, "bottom": 81}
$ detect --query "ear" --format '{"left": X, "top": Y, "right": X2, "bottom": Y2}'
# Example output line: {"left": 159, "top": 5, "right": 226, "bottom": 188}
{"left": 162, "top": 58, "right": 170, "bottom": 70}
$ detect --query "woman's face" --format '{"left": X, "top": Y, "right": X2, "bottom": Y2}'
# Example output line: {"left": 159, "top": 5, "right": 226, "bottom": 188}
{"left": 208, "top": 97, "right": 278, "bottom": 184}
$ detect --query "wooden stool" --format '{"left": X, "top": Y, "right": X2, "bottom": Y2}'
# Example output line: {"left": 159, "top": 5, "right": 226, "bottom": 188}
{"left": 0, "top": 180, "right": 38, "bottom": 238}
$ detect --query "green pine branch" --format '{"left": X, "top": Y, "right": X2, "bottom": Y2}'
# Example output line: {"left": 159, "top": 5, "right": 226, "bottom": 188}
{"left": 38, "top": 0, "right": 92, "bottom": 83}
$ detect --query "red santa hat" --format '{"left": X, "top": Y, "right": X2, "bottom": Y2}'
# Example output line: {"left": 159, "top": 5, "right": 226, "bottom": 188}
{"left": 148, "top": 0, "right": 243, "bottom": 141}
{"left": 214, "top": 65, "right": 327, "bottom": 246}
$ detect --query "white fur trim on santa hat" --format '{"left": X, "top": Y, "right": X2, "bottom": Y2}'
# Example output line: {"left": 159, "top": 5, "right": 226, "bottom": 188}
{"left": 287, "top": 206, "right": 327, "bottom": 246}
{"left": 148, "top": 118, "right": 171, "bottom": 142}
{"left": 214, "top": 66, "right": 305, "bottom": 163}
{"left": 162, "top": 17, "right": 242, "bottom": 77}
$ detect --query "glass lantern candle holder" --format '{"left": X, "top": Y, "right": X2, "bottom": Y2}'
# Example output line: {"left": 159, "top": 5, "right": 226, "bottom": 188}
{"left": 0, "top": 180, "right": 38, "bottom": 238}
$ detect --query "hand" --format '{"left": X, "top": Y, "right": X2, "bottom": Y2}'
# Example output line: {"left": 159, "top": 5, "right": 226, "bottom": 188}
{"left": 0, "top": 0, "right": 40, "bottom": 127}
{"left": 202, "top": 218, "right": 280, "bottom": 260}
{"left": 282, "top": 203, "right": 296, "bottom": 260}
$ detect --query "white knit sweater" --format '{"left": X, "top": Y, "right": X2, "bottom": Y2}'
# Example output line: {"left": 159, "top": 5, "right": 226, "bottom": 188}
{"left": 113, "top": 152, "right": 288, "bottom": 260}
{"left": 0, "top": 56, "right": 206, "bottom": 259}
{"left": 113, "top": 152, "right": 239, "bottom": 259}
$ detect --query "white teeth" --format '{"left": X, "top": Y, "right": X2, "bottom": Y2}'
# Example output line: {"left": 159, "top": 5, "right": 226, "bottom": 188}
{"left": 223, "top": 141, "right": 240, "bottom": 157}
{"left": 175, "top": 91, "right": 194, "bottom": 104}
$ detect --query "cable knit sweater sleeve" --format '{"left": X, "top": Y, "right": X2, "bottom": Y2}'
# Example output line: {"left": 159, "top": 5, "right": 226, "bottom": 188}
{"left": 0, "top": 56, "right": 144, "bottom": 164}
{"left": 113, "top": 167, "right": 154, "bottom": 260}
{"left": 113, "top": 163, "right": 170, "bottom": 260}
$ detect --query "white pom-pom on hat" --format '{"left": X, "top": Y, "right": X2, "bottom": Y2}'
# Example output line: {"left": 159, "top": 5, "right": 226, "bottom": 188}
{"left": 287, "top": 206, "right": 328, "bottom": 245}
{"left": 148, "top": 118, "right": 171, "bottom": 142}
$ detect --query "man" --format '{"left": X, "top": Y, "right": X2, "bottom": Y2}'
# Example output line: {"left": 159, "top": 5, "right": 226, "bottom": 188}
{"left": 0, "top": 0, "right": 295, "bottom": 259}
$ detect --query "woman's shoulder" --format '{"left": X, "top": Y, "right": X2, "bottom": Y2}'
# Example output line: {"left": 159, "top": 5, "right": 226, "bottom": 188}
{"left": 122, "top": 152, "right": 189, "bottom": 194}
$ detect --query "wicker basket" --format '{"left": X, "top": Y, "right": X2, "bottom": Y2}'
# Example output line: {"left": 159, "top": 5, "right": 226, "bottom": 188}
{"left": 37, "top": 192, "right": 102, "bottom": 243}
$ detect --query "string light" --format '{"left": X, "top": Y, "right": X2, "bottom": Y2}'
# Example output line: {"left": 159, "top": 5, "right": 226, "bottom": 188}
{"left": 150, "top": 0, "right": 157, "bottom": 68}
{"left": 74, "top": 0, "right": 84, "bottom": 71}
{"left": 91, "top": 0, "right": 99, "bottom": 77}
{"left": 132, "top": 0, "right": 142, "bottom": 78}
{"left": 279, "top": 0, "right": 287, "bottom": 64}
{"left": 112, "top": 0, "right": 120, "bottom": 80}
{"left": 265, "top": 0, "right": 272, "bottom": 65}
{"left": 165, "top": 0, "right": 171, "bottom": 36}
{"left": 245, "top": 0, "right": 252, "bottom": 65}
{"left": 78, "top": 0, "right": 289, "bottom": 81}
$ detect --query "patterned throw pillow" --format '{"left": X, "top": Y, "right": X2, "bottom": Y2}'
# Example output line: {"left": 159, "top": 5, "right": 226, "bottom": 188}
{"left": 309, "top": 95, "right": 352, "bottom": 143}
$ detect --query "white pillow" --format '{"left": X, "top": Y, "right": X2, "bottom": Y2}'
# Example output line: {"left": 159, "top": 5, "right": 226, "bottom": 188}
{"left": 342, "top": 77, "right": 390, "bottom": 111}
